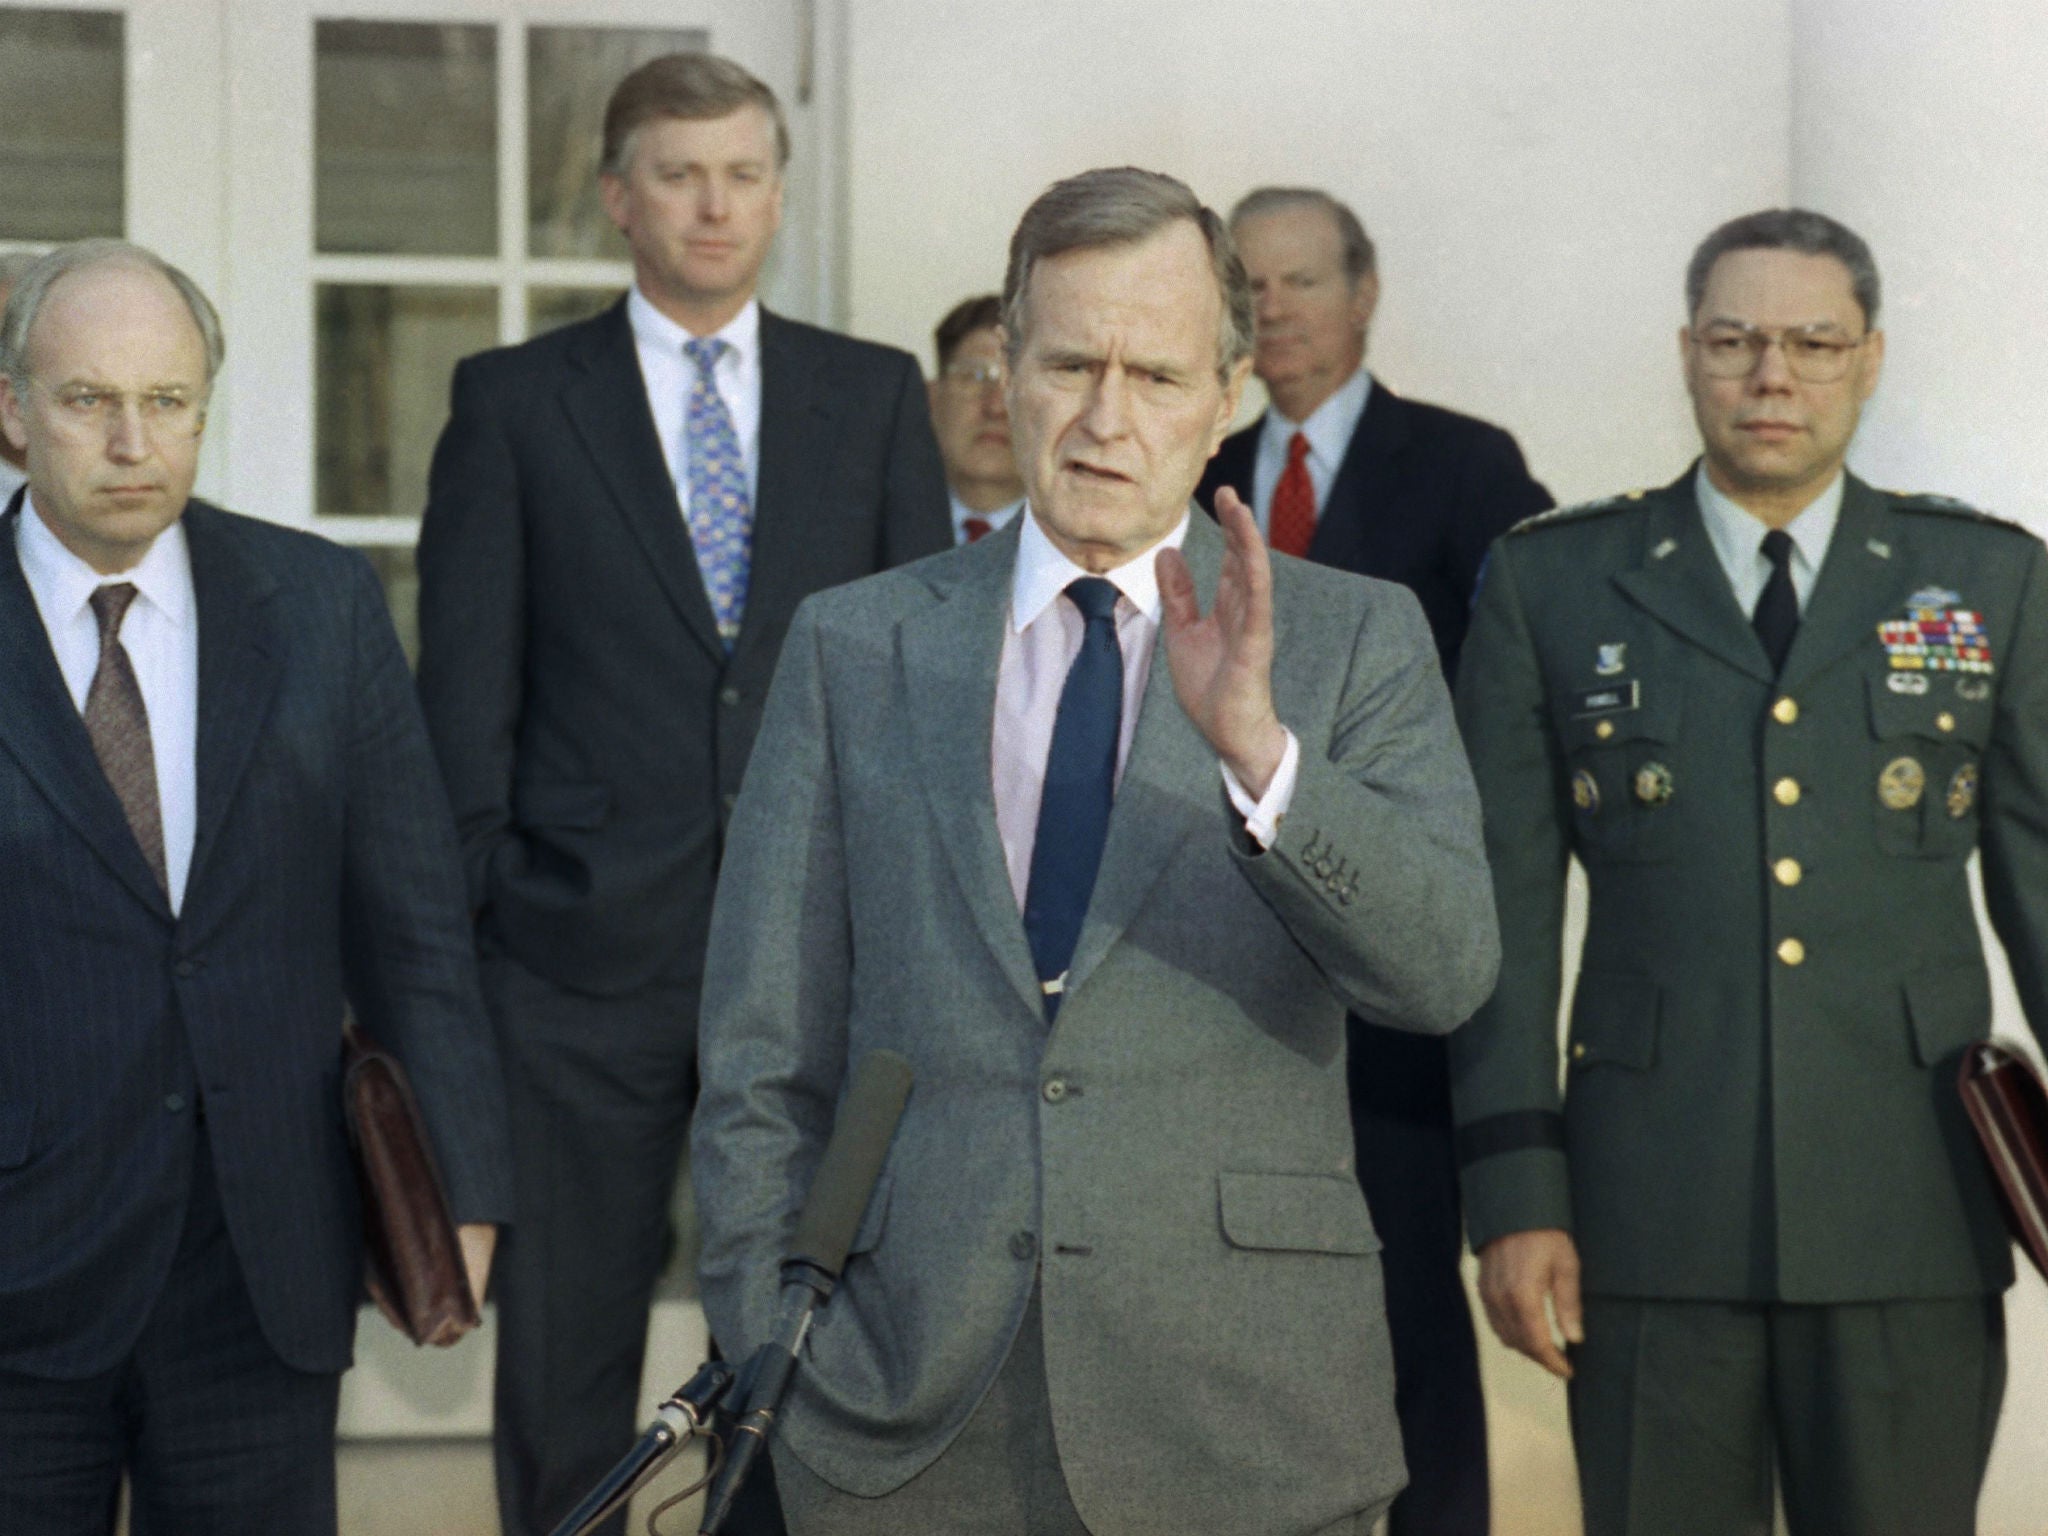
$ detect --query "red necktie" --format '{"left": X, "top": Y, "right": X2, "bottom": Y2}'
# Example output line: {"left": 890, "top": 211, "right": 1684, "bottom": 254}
{"left": 1268, "top": 431, "right": 1316, "bottom": 557}
{"left": 963, "top": 516, "right": 992, "bottom": 544}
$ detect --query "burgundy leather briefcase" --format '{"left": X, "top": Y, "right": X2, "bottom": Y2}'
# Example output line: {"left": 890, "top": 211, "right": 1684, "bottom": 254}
{"left": 1958, "top": 1040, "right": 2048, "bottom": 1284}
{"left": 342, "top": 1017, "right": 479, "bottom": 1345}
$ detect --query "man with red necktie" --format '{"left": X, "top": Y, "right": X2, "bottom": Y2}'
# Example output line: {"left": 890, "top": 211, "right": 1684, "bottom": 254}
{"left": 929, "top": 294, "right": 1026, "bottom": 545}
{"left": 1197, "top": 185, "right": 1550, "bottom": 1536}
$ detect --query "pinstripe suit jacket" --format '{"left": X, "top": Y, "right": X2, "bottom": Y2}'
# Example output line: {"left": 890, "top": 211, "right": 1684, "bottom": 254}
{"left": 0, "top": 494, "right": 513, "bottom": 1378}
{"left": 691, "top": 512, "right": 1501, "bottom": 1535}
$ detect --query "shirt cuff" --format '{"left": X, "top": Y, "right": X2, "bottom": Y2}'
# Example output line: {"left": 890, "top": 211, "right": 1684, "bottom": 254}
{"left": 1220, "top": 729, "right": 1299, "bottom": 850}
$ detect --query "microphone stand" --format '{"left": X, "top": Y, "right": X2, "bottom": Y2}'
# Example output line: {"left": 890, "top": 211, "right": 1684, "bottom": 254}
{"left": 544, "top": 1361, "right": 735, "bottom": 1536}
{"left": 695, "top": 1259, "right": 839, "bottom": 1535}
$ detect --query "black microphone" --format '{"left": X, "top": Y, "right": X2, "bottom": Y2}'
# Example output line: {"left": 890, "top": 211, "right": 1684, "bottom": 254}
{"left": 698, "top": 1049, "right": 914, "bottom": 1535}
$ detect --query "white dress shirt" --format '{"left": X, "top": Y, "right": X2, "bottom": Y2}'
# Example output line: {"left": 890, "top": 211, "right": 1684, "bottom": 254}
{"left": 627, "top": 287, "right": 764, "bottom": 522}
{"left": 949, "top": 493, "right": 1024, "bottom": 546}
{"left": 992, "top": 509, "right": 1299, "bottom": 910}
{"left": 1250, "top": 366, "right": 1373, "bottom": 535}
{"left": 1694, "top": 463, "right": 1843, "bottom": 617}
{"left": 17, "top": 496, "right": 199, "bottom": 912}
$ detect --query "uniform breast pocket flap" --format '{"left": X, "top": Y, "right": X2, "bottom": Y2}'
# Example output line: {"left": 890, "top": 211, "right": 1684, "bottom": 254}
{"left": 1218, "top": 1171, "right": 1380, "bottom": 1255}
{"left": 1866, "top": 675, "right": 1992, "bottom": 748}
{"left": 1567, "top": 971, "right": 1660, "bottom": 1073}
{"left": 0, "top": 1101, "right": 34, "bottom": 1170}
{"left": 1556, "top": 677, "right": 1685, "bottom": 863}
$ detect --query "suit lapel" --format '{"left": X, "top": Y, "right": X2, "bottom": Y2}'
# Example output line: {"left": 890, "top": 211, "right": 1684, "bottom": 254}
{"left": 1778, "top": 475, "right": 1912, "bottom": 689}
{"left": 736, "top": 311, "right": 834, "bottom": 668}
{"left": 184, "top": 504, "right": 284, "bottom": 902}
{"left": 900, "top": 524, "right": 1044, "bottom": 1017}
{"left": 0, "top": 506, "right": 174, "bottom": 916}
{"left": 1309, "top": 382, "right": 1408, "bottom": 562}
{"left": 1060, "top": 514, "right": 1221, "bottom": 1003}
{"left": 1612, "top": 472, "right": 1776, "bottom": 685}
{"left": 560, "top": 303, "right": 725, "bottom": 662}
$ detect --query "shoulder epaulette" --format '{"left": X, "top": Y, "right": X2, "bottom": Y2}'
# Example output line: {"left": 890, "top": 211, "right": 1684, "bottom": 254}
{"left": 1506, "top": 491, "right": 1644, "bottom": 536}
{"left": 1889, "top": 491, "right": 2031, "bottom": 534}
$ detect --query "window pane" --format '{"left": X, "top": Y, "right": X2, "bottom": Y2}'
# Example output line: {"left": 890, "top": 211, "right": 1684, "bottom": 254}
{"left": 361, "top": 545, "right": 420, "bottom": 667}
{"left": 316, "top": 284, "right": 496, "bottom": 518}
{"left": 0, "top": 9, "right": 123, "bottom": 241}
{"left": 528, "top": 285, "right": 623, "bottom": 336}
{"left": 316, "top": 22, "right": 496, "bottom": 256}
{"left": 526, "top": 26, "right": 708, "bottom": 259}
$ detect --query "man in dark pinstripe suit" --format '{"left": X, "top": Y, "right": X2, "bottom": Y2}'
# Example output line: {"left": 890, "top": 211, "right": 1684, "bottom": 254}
{"left": 0, "top": 243, "right": 513, "bottom": 1535}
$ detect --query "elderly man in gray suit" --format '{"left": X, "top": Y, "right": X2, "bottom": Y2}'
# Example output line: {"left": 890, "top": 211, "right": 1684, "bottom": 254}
{"left": 691, "top": 167, "right": 1500, "bottom": 1536}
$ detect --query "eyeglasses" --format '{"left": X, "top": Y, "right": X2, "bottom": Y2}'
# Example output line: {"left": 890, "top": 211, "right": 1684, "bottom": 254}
{"left": 1690, "top": 323, "right": 1870, "bottom": 384}
{"left": 940, "top": 360, "right": 1006, "bottom": 390}
{"left": 32, "top": 380, "right": 208, "bottom": 441}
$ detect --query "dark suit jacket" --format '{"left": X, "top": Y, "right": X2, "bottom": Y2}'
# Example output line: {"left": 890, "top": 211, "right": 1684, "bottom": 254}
{"left": 0, "top": 495, "right": 512, "bottom": 1379}
{"left": 415, "top": 301, "right": 952, "bottom": 999}
{"left": 1196, "top": 380, "right": 1551, "bottom": 683}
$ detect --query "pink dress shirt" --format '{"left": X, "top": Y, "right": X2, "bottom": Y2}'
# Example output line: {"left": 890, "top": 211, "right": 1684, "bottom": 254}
{"left": 991, "top": 508, "right": 1299, "bottom": 911}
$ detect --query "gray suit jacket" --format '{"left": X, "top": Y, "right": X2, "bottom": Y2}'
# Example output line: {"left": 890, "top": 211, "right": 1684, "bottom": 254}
{"left": 691, "top": 511, "right": 1499, "bottom": 1535}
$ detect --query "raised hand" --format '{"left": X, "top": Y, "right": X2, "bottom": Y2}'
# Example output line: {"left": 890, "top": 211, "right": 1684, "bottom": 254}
{"left": 1158, "top": 487, "right": 1289, "bottom": 797}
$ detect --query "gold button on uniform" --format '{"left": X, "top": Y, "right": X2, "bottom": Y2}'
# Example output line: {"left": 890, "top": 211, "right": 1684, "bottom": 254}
{"left": 1773, "top": 777, "right": 1801, "bottom": 806}
{"left": 1571, "top": 1042, "right": 1588, "bottom": 1060}
{"left": 1777, "top": 937, "right": 1806, "bottom": 966}
{"left": 1595, "top": 719, "right": 1616, "bottom": 741}
{"left": 1772, "top": 697, "right": 1799, "bottom": 725}
{"left": 1773, "top": 858, "right": 1802, "bottom": 887}
{"left": 1936, "top": 711, "right": 1956, "bottom": 733}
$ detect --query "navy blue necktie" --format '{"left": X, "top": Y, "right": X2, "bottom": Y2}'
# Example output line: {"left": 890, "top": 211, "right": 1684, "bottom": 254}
{"left": 1752, "top": 528, "right": 1799, "bottom": 675}
{"left": 1023, "top": 577, "right": 1124, "bottom": 1019}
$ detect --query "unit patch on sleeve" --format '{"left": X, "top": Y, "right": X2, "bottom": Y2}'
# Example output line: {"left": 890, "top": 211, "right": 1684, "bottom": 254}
{"left": 1877, "top": 588, "right": 1994, "bottom": 675}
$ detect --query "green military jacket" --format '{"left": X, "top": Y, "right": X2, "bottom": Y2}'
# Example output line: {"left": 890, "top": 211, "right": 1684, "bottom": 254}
{"left": 1450, "top": 467, "right": 2048, "bottom": 1302}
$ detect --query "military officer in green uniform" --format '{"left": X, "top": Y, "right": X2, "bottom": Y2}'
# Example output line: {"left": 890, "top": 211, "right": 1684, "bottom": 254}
{"left": 1450, "top": 207, "right": 2048, "bottom": 1535}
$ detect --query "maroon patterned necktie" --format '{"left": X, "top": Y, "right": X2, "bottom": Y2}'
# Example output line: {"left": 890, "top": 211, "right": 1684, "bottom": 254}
{"left": 963, "top": 516, "right": 993, "bottom": 544}
{"left": 1268, "top": 431, "right": 1317, "bottom": 557}
{"left": 85, "top": 583, "right": 167, "bottom": 891}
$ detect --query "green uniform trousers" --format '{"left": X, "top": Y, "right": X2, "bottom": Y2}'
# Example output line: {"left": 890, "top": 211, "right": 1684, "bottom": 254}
{"left": 1569, "top": 1294, "right": 2006, "bottom": 1536}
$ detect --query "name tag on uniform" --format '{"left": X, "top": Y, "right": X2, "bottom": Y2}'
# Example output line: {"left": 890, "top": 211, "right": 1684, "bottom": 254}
{"left": 1569, "top": 681, "right": 1640, "bottom": 718}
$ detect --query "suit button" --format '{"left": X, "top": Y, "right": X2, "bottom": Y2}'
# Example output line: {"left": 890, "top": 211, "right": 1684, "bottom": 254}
{"left": 164, "top": 1093, "right": 186, "bottom": 1113}
{"left": 1936, "top": 711, "right": 1956, "bottom": 733}
{"left": 173, "top": 959, "right": 197, "bottom": 978}
{"left": 1042, "top": 1078, "right": 1068, "bottom": 1103}
{"left": 1773, "top": 777, "right": 1802, "bottom": 806}
{"left": 1773, "top": 858, "right": 1803, "bottom": 887}
{"left": 1571, "top": 1042, "right": 1587, "bottom": 1061}
{"left": 1777, "top": 937, "right": 1806, "bottom": 966}
{"left": 1009, "top": 1230, "right": 1037, "bottom": 1261}
{"left": 1594, "top": 719, "right": 1616, "bottom": 741}
{"left": 1772, "top": 697, "right": 1799, "bottom": 725}
{"left": 720, "top": 686, "right": 743, "bottom": 707}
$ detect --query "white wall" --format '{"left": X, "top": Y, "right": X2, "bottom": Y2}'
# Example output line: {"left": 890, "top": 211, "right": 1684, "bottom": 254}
{"left": 845, "top": 0, "right": 1791, "bottom": 503}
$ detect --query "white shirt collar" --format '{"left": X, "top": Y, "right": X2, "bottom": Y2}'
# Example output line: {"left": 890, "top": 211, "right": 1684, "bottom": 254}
{"left": 17, "top": 491, "right": 194, "bottom": 630}
{"left": 1260, "top": 365, "right": 1373, "bottom": 469}
{"left": 951, "top": 493, "right": 1025, "bottom": 540}
{"left": 1011, "top": 506, "right": 1191, "bottom": 632}
{"left": 1694, "top": 462, "right": 1844, "bottom": 577}
{"left": 627, "top": 286, "right": 761, "bottom": 369}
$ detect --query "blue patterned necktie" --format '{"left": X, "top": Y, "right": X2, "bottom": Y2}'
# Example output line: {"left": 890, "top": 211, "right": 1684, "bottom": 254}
{"left": 1023, "top": 577, "right": 1124, "bottom": 1020}
{"left": 681, "top": 336, "right": 753, "bottom": 647}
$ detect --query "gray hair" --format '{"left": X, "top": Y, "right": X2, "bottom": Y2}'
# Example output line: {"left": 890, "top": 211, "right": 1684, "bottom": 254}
{"left": 1685, "top": 208, "right": 1881, "bottom": 328}
{"left": 1228, "top": 187, "right": 1378, "bottom": 284}
{"left": 0, "top": 240, "right": 226, "bottom": 395}
{"left": 1001, "top": 167, "right": 1253, "bottom": 383}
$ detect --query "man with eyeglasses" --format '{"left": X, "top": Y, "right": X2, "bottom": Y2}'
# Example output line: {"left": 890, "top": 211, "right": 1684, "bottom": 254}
{"left": 1449, "top": 207, "right": 2048, "bottom": 1535}
{"left": 0, "top": 241, "right": 509, "bottom": 1535}
{"left": 929, "top": 294, "right": 1025, "bottom": 544}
